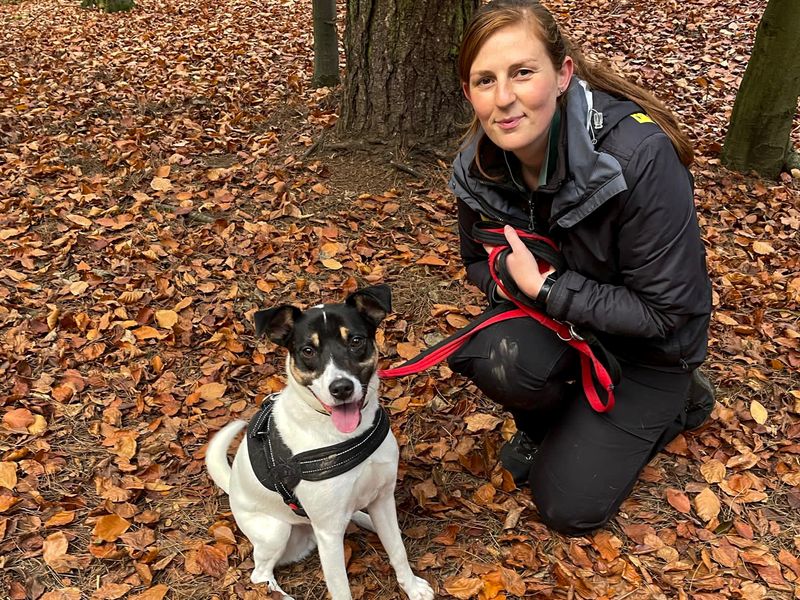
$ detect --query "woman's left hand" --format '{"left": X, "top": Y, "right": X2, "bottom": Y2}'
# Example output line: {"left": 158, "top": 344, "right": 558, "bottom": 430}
{"left": 500, "top": 225, "right": 553, "bottom": 298}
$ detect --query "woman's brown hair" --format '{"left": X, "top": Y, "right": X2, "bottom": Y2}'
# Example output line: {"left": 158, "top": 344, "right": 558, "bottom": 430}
{"left": 458, "top": 0, "right": 694, "bottom": 166}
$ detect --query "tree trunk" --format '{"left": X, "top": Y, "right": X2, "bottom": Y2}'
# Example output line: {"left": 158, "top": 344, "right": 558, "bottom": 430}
{"left": 721, "top": 0, "right": 800, "bottom": 179}
{"left": 311, "top": 0, "right": 340, "bottom": 88}
{"left": 338, "top": 0, "right": 479, "bottom": 144}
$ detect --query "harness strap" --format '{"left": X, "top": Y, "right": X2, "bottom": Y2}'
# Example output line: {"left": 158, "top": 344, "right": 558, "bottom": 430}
{"left": 380, "top": 221, "right": 619, "bottom": 413}
{"left": 247, "top": 399, "right": 391, "bottom": 516}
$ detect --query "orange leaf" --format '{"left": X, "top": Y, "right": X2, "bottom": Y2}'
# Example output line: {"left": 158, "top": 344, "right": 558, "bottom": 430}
{"left": 41, "top": 589, "right": 81, "bottom": 600}
{"left": 133, "top": 326, "right": 163, "bottom": 340}
{"left": 666, "top": 488, "right": 691, "bottom": 513}
{"left": 198, "top": 382, "right": 227, "bottom": 401}
{"left": 321, "top": 258, "right": 343, "bottom": 270}
{"left": 155, "top": 310, "right": 178, "bottom": 328}
{"left": 592, "top": 530, "right": 622, "bottom": 561}
{"left": 416, "top": 255, "right": 447, "bottom": 266}
{"left": 93, "top": 514, "right": 131, "bottom": 542}
{"left": 129, "top": 584, "right": 169, "bottom": 600}
{"left": 446, "top": 313, "right": 470, "bottom": 328}
{"left": 395, "top": 342, "right": 420, "bottom": 360}
{"left": 65, "top": 214, "right": 92, "bottom": 228}
{"left": 45, "top": 511, "right": 76, "bottom": 527}
{"left": 3, "top": 408, "right": 35, "bottom": 431}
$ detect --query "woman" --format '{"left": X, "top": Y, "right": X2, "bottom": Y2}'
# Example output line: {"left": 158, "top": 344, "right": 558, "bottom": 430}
{"left": 448, "top": 0, "right": 714, "bottom": 535}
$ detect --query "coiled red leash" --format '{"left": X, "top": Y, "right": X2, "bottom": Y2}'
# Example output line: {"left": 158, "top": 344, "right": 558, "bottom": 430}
{"left": 379, "top": 222, "right": 618, "bottom": 413}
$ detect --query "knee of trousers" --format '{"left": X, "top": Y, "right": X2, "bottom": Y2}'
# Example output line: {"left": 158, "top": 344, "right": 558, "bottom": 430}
{"left": 531, "top": 487, "right": 615, "bottom": 536}
{"left": 448, "top": 333, "right": 575, "bottom": 410}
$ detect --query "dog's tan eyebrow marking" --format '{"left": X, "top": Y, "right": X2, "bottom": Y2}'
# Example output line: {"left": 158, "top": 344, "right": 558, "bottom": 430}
{"left": 340, "top": 326, "right": 349, "bottom": 342}
{"left": 311, "top": 333, "right": 320, "bottom": 347}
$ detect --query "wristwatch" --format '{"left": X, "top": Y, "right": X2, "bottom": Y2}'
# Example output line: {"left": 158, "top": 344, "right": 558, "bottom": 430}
{"left": 536, "top": 272, "right": 558, "bottom": 306}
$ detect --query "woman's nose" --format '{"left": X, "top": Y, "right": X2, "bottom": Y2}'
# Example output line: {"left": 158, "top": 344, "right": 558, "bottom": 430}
{"left": 495, "top": 80, "right": 516, "bottom": 107}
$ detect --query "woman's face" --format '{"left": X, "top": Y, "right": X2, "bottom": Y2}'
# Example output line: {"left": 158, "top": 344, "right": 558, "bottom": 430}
{"left": 464, "top": 23, "right": 573, "bottom": 171}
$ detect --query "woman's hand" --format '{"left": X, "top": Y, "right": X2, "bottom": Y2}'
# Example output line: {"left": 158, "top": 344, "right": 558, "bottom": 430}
{"left": 500, "top": 225, "right": 554, "bottom": 298}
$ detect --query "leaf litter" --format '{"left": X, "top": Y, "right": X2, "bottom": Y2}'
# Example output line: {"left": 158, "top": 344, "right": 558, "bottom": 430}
{"left": 1, "top": 0, "right": 799, "bottom": 598}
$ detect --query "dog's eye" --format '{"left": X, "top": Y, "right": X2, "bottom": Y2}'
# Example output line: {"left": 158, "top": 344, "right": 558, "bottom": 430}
{"left": 349, "top": 336, "right": 365, "bottom": 351}
{"left": 301, "top": 346, "right": 316, "bottom": 358}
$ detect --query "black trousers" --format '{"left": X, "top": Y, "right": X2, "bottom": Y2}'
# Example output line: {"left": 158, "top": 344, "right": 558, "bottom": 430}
{"left": 448, "top": 313, "right": 691, "bottom": 536}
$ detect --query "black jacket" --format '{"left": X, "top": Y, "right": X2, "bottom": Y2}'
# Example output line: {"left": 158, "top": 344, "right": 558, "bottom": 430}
{"left": 449, "top": 78, "right": 712, "bottom": 371}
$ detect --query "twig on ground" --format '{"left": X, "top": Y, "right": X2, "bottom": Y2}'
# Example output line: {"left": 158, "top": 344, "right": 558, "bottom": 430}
{"left": 389, "top": 160, "right": 424, "bottom": 179}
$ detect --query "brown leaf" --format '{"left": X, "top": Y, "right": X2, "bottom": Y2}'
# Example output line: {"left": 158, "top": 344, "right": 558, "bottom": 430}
{"left": 90, "top": 583, "right": 132, "bottom": 600}
{"left": 0, "top": 462, "right": 17, "bottom": 490}
{"left": 196, "top": 543, "right": 228, "bottom": 578}
{"left": 446, "top": 313, "right": 470, "bottom": 328}
{"left": 694, "top": 487, "right": 721, "bottom": 522}
{"left": 443, "top": 576, "right": 483, "bottom": 599}
{"left": 41, "top": 590, "right": 81, "bottom": 600}
{"left": 464, "top": 413, "right": 503, "bottom": 433}
{"left": 700, "top": 459, "right": 726, "bottom": 484}
{"left": 198, "top": 382, "right": 227, "bottom": 401}
{"left": 129, "top": 584, "right": 169, "bottom": 600}
{"left": 3, "top": 408, "right": 35, "bottom": 432}
{"left": 666, "top": 488, "right": 692, "bottom": 513}
{"left": 395, "top": 342, "right": 420, "bottom": 360}
{"left": 65, "top": 214, "right": 92, "bottom": 228}
{"left": 749, "top": 400, "right": 768, "bottom": 424}
{"left": 752, "top": 241, "right": 775, "bottom": 255}
{"left": 150, "top": 177, "right": 172, "bottom": 191}
{"left": 416, "top": 255, "right": 447, "bottom": 266}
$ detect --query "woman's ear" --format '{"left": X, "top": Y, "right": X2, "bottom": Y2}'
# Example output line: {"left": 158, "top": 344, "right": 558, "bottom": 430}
{"left": 559, "top": 56, "right": 574, "bottom": 93}
{"left": 462, "top": 81, "right": 472, "bottom": 103}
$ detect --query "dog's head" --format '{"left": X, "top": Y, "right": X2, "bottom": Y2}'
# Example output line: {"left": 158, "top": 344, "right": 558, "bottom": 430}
{"left": 254, "top": 285, "right": 392, "bottom": 433}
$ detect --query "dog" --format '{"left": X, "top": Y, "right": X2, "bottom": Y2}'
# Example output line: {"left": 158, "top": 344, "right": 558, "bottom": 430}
{"left": 205, "top": 285, "right": 434, "bottom": 600}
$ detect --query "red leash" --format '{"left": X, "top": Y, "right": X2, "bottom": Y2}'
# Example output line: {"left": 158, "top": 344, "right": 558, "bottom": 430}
{"left": 379, "top": 224, "right": 616, "bottom": 413}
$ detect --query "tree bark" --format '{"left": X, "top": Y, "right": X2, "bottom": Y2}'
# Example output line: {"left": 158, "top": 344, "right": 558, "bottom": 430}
{"left": 721, "top": 0, "right": 800, "bottom": 179}
{"left": 311, "top": 0, "right": 340, "bottom": 88}
{"left": 338, "top": 0, "right": 479, "bottom": 144}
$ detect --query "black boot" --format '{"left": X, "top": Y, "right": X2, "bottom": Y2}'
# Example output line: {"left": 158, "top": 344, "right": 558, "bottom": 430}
{"left": 684, "top": 370, "right": 715, "bottom": 430}
{"left": 499, "top": 431, "right": 538, "bottom": 485}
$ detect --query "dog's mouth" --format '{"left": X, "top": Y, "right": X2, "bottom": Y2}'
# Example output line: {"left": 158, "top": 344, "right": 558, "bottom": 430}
{"left": 319, "top": 399, "right": 364, "bottom": 433}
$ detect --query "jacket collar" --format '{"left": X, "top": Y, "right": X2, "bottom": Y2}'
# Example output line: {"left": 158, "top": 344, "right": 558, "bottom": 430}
{"left": 455, "top": 78, "right": 642, "bottom": 230}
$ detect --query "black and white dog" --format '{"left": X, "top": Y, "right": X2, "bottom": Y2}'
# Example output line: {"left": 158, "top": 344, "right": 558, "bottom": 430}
{"left": 205, "top": 285, "right": 433, "bottom": 600}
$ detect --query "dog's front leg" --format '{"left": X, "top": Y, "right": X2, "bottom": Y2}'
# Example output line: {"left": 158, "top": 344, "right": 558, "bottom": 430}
{"left": 368, "top": 492, "right": 434, "bottom": 600}
{"left": 312, "top": 524, "right": 352, "bottom": 600}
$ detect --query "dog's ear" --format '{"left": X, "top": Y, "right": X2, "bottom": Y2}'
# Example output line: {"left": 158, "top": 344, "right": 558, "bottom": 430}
{"left": 254, "top": 305, "right": 301, "bottom": 347}
{"left": 346, "top": 284, "right": 392, "bottom": 328}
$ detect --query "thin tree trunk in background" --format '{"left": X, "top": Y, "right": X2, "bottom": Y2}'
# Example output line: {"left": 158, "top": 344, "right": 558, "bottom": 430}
{"left": 311, "top": 0, "right": 339, "bottom": 88}
{"left": 339, "top": 0, "right": 479, "bottom": 144}
{"left": 721, "top": 0, "right": 800, "bottom": 179}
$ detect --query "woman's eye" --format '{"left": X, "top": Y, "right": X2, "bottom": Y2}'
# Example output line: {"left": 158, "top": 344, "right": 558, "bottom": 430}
{"left": 474, "top": 77, "right": 493, "bottom": 87}
{"left": 349, "top": 337, "right": 365, "bottom": 351}
{"left": 515, "top": 69, "right": 533, "bottom": 78}
{"left": 301, "top": 347, "right": 316, "bottom": 358}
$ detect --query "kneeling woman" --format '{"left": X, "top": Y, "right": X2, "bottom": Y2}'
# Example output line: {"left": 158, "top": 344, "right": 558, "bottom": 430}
{"left": 448, "top": 0, "right": 714, "bottom": 535}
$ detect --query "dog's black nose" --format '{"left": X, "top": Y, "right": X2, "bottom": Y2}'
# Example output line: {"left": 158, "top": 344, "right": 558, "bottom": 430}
{"left": 329, "top": 378, "right": 354, "bottom": 401}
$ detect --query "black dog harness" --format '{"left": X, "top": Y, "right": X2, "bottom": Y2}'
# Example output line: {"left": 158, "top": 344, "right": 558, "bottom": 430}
{"left": 246, "top": 397, "right": 391, "bottom": 517}
{"left": 380, "top": 221, "right": 621, "bottom": 412}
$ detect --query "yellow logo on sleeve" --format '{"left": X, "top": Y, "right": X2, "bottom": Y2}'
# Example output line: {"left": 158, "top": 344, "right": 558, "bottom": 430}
{"left": 631, "top": 112, "right": 654, "bottom": 124}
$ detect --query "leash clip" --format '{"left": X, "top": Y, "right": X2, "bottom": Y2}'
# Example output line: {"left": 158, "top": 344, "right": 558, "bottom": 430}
{"left": 557, "top": 323, "right": 584, "bottom": 342}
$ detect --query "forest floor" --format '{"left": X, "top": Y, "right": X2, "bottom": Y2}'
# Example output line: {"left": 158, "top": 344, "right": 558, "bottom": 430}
{"left": 1, "top": 0, "right": 799, "bottom": 599}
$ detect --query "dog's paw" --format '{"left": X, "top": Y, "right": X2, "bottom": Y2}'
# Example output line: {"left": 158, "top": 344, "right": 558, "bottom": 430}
{"left": 403, "top": 576, "right": 434, "bottom": 600}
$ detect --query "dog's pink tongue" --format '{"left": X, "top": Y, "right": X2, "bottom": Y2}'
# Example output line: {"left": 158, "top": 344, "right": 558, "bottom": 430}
{"left": 331, "top": 403, "right": 361, "bottom": 433}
